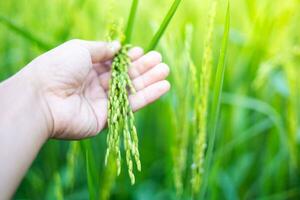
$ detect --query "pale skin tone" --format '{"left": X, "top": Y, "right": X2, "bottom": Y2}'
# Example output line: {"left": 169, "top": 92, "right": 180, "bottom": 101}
{"left": 0, "top": 39, "right": 170, "bottom": 199}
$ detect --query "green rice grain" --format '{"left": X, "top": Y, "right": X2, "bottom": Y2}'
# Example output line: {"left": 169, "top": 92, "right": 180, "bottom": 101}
{"left": 105, "top": 45, "right": 141, "bottom": 185}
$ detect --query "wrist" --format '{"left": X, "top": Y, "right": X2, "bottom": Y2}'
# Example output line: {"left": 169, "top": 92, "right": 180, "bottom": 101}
{"left": 0, "top": 68, "right": 53, "bottom": 198}
{"left": 0, "top": 69, "right": 53, "bottom": 140}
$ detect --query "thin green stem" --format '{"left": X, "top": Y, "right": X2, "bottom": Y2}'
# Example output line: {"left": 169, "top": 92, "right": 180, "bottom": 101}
{"left": 124, "top": 0, "right": 139, "bottom": 44}
{"left": 147, "top": 0, "right": 182, "bottom": 51}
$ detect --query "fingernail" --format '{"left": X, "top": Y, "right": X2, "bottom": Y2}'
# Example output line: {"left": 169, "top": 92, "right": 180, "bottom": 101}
{"left": 110, "top": 40, "right": 121, "bottom": 52}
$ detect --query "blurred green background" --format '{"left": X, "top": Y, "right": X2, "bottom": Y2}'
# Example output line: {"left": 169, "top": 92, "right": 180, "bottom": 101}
{"left": 1, "top": 0, "right": 300, "bottom": 199}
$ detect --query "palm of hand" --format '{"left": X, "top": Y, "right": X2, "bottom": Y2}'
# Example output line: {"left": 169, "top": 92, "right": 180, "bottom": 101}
{"left": 30, "top": 40, "right": 170, "bottom": 139}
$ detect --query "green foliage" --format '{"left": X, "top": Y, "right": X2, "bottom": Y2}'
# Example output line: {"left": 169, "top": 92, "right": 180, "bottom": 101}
{"left": 0, "top": 14, "right": 53, "bottom": 50}
{"left": 105, "top": 0, "right": 182, "bottom": 188}
{"left": 1, "top": 0, "right": 300, "bottom": 199}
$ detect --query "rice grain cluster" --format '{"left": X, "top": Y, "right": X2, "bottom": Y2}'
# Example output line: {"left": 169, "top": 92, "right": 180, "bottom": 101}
{"left": 105, "top": 45, "right": 141, "bottom": 185}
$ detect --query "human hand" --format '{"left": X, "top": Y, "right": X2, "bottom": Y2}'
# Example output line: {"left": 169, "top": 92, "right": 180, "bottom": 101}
{"left": 22, "top": 39, "right": 170, "bottom": 139}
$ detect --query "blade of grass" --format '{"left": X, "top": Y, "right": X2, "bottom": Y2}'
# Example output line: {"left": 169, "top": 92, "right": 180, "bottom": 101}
{"left": 0, "top": 14, "right": 53, "bottom": 50}
{"left": 200, "top": 2, "right": 230, "bottom": 198}
{"left": 65, "top": 141, "right": 79, "bottom": 190}
{"left": 147, "top": 0, "right": 182, "bottom": 51}
{"left": 221, "top": 92, "right": 287, "bottom": 147}
{"left": 85, "top": 150, "right": 96, "bottom": 200}
{"left": 99, "top": 154, "right": 118, "bottom": 200}
{"left": 124, "top": 0, "right": 139, "bottom": 44}
{"left": 54, "top": 173, "right": 64, "bottom": 200}
{"left": 83, "top": 140, "right": 97, "bottom": 200}
{"left": 214, "top": 118, "right": 273, "bottom": 159}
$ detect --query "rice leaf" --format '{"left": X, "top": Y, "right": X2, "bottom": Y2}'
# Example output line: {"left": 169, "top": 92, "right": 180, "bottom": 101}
{"left": 0, "top": 14, "right": 53, "bottom": 50}
{"left": 147, "top": 0, "right": 182, "bottom": 51}
{"left": 54, "top": 173, "right": 64, "bottom": 200}
{"left": 209, "top": 3, "right": 230, "bottom": 137}
{"left": 124, "top": 0, "right": 139, "bottom": 44}
{"left": 86, "top": 151, "right": 95, "bottom": 200}
{"left": 200, "top": 2, "right": 230, "bottom": 198}
{"left": 84, "top": 141, "right": 97, "bottom": 200}
{"left": 99, "top": 153, "right": 118, "bottom": 200}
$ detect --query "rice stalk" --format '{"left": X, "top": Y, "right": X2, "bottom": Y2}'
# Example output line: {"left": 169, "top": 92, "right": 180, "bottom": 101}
{"left": 86, "top": 150, "right": 96, "bottom": 200}
{"left": 99, "top": 152, "right": 117, "bottom": 200}
{"left": 104, "top": 0, "right": 141, "bottom": 185}
{"left": 284, "top": 61, "right": 299, "bottom": 168}
{"left": 105, "top": 0, "right": 182, "bottom": 186}
{"left": 99, "top": 2, "right": 124, "bottom": 198}
{"left": 170, "top": 24, "right": 194, "bottom": 197}
{"left": 124, "top": 0, "right": 139, "bottom": 43}
{"left": 190, "top": 0, "right": 217, "bottom": 195}
{"left": 65, "top": 141, "right": 79, "bottom": 190}
{"left": 199, "top": 2, "right": 230, "bottom": 197}
{"left": 147, "top": 0, "right": 183, "bottom": 51}
{"left": 82, "top": 140, "right": 99, "bottom": 199}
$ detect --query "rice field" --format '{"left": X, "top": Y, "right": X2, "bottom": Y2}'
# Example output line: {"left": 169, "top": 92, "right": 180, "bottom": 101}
{"left": 1, "top": 0, "right": 300, "bottom": 199}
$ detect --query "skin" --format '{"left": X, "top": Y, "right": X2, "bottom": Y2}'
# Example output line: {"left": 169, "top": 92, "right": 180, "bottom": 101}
{"left": 0, "top": 39, "right": 170, "bottom": 199}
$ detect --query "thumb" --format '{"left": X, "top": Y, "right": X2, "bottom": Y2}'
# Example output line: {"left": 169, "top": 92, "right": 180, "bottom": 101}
{"left": 72, "top": 39, "right": 121, "bottom": 63}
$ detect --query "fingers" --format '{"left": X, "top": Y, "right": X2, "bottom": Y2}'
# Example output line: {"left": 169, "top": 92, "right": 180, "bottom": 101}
{"left": 99, "top": 51, "right": 167, "bottom": 91}
{"left": 129, "top": 51, "right": 162, "bottom": 78}
{"left": 129, "top": 80, "right": 170, "bottom": 111}
{"left": 99, "top": 62, "right": 169, "bottom": 92}
{"left": 131, "top": 63, "right": 170, "bottom": 91}
{"left": 70, "top": 39, "right": 121, "bottom": 63}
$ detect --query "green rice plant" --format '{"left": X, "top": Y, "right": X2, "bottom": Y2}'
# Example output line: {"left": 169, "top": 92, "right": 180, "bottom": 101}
{"left": 104, "top": 0, "right": 140, "bottom": 186}
{"left": 3, "top": 0, "right": 300, "bottom": 199}
{"left": 200, "top": 2, "right": 230, "bottom": 198}
{"left": 190, "top": 1, "right": 217, "bottom": 195}
{"left": 105, "top": 44, "right": 141, "bottom": 185}
{"left": 219, "top": 92, "right": 290, "bottom": 197}
{"left": 105, "top": 0, "right": 182, "bottom": 185}
{"left": 284, "top": 61, "right": 299, "bottom": 168}
{"left": 168, "top": 24, "right": 194, "bottom": 197}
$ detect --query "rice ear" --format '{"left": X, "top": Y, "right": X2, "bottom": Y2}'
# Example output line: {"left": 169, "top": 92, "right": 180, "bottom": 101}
{"left": 199, "top": 1, "right": 230, "bottom": 198}
{"left": 190, "top": 0, "right": 217, "bottom": 195}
